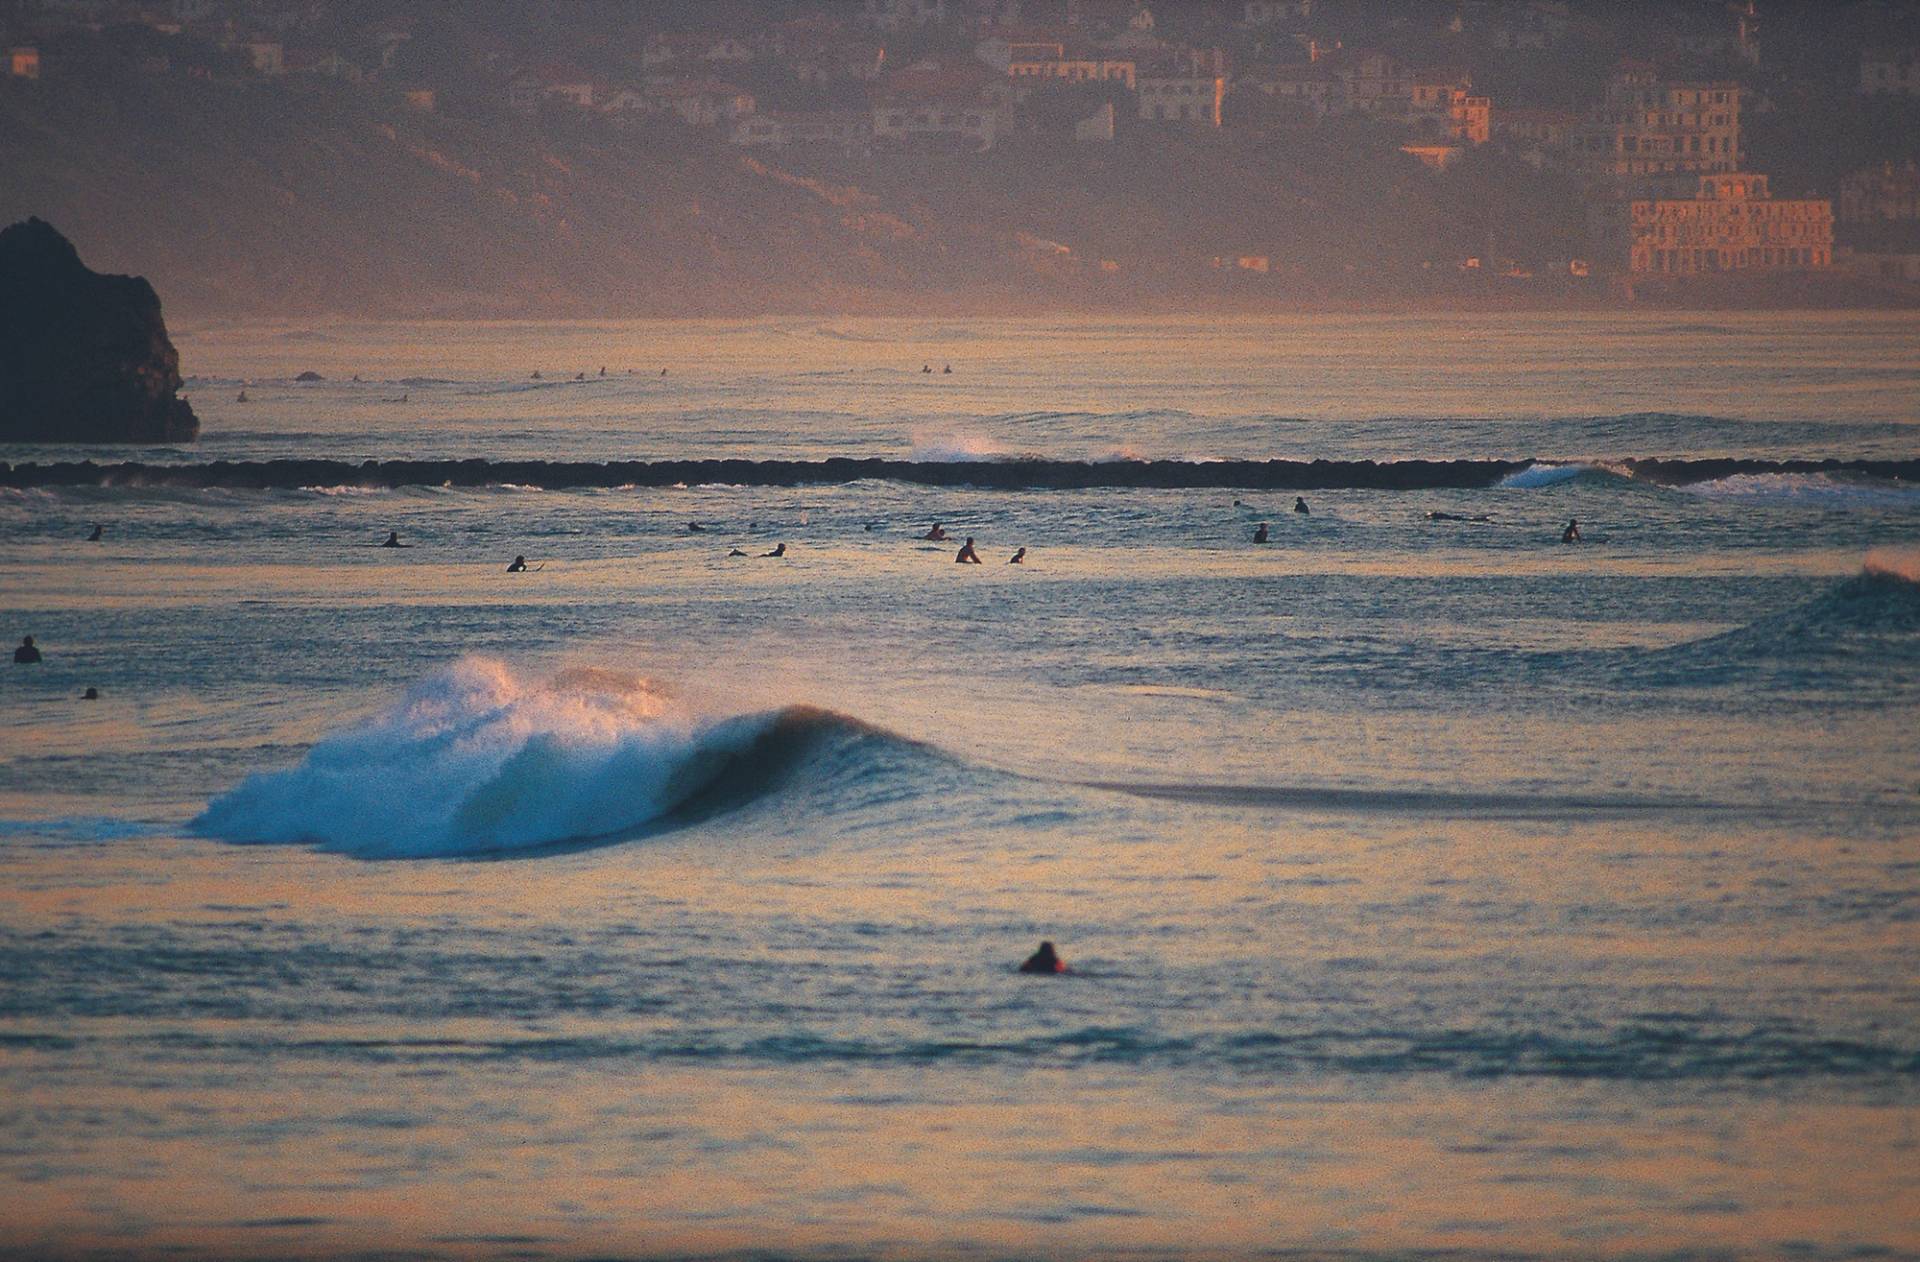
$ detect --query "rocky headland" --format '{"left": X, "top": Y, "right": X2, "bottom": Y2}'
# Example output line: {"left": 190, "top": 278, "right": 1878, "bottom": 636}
{"left": 0, "top": 217, "right": 199, "bottom": 444}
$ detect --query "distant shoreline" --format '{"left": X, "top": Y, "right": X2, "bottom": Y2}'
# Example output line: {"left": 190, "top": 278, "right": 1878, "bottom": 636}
{"left": 158, "top": 282, "right": 1920, "bottom": 324}
{"left": 7, "top": 456, "right": 1917, "bottom": 492}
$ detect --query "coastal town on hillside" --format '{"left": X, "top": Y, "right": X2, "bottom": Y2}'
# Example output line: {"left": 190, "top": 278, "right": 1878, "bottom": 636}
{"left": 5, "top": 0, "right": 1920, "bottom": 304}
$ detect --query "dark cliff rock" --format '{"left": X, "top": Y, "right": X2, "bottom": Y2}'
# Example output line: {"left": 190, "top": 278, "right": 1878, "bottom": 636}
{"left": 0, "top": 218, "right": 199, "bottom": 444}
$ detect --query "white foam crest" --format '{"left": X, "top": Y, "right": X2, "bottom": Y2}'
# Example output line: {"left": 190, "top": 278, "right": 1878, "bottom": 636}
{"left": 1676, "top": 473, "right": 1920, "bottom": 508}
{"left": 1496, "top": 462, "right": 1596, "bottom": 489}
{"left": 194, "top": 657, "right": 779, "bottom": 858}
{"left": 300, "top": 484, "right": 388, "bottom": 497}
{"left": 1864, "top": 548, "right": 1920, "bottom": 585}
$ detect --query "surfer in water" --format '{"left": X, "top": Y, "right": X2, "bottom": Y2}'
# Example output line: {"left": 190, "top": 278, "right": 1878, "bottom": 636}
{"left": 727, "top": 547, "right": 748, "bottom": 557}
{"left": 763, "top": 542, "right": 787, "bottom": 558}
{"left": 507, "top": 556, "right": 529, "bottom": 572}
{"left": 1562, "top": 518, "right": 1582, "bottom": 544}
{"left": 86, "top": 524, "right": 103, "bottom": 542}
{"left": 1008, "top": 547, "right": 1026, "bottom": 564}
{"left": 687, "top": 522, "right": 706, "bottom": 533}
{"left": 1294, "top": 497, "right": 1311, "bottom": 515}
{"left": 14, "top": 636, "right": 41, "bottom": 664}
{"left": 1253, "top": 523, "right": 1269, "bottom": 543}
{"left": 380, "top": 531, "right": 405, "bottom": 548}
{"left": 1019, "top": 941, "right": 1066, "bottom": 975}
{"left": 81, "top": 686, "right": 98, "bottom": 700}
{"left": 956, "top": 537, "right": 981, "bottom": 564}
{"left": 235, "top": 389, "right": 248, "bottom": 403}
{"left": 1428, "top": 511, "right": 1493, "bottom": 523}
{"left": 922, "top": 524, "right": 950, "bottom": 542}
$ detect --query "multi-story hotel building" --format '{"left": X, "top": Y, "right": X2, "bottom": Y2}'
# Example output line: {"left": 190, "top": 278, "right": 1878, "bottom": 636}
{"left": 1570, "top": 64, "right": 1739, "bottom": 194}
{"left": 1623, "top": 173, "right": 1832, "bottom": 275}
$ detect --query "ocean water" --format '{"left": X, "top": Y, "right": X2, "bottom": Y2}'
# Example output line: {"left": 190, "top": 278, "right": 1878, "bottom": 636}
{"left": 1, "top": 314, "right": 1918, "bottom": 1260}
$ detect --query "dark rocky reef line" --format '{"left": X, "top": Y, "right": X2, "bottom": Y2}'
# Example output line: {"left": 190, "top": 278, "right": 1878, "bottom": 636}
{"left": 0, "top": 218, "right": 198, "bottom": 444}
{"left": 2, "top": 457, "right": 1915, "bottom": 492}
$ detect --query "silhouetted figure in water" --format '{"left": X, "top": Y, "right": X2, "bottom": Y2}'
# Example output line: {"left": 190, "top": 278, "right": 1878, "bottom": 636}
{"left": 943, "top": 364, "right": 952, "bottom": 374}
{"left": 1233, "top": 499, "right": 1243, "bottom": 507}
{"left": 1008, "top": 547, "right": 1026, "bottom": 564}
{"left": 728, "top": 548, "right": 748, "bottom": 557}
{"left": 1019, "top": 941, "right": 1065, "bottom": 975}
{"left": 687, "top": 522, "right": 706, "bottom": 533}
{"left": 1428, "top": 511, "right": 1492, "bottom": 523}
{"left": 81, "top": 687, "right": 98, "bottom": 700}
{"left": 1294, "top": 497, "right": 1310, "bottom": 515}
{"left": 864, "top": 523, "right": 877, "bottom": 532}
{"left": 1253, "top": 523, "right": 1269, "bottom": 544}
{"left": 1562, "top": 518, "right": 1582, "bottom": 544}
{"left": 235, "top": 389, "right": 248, "bottom": 403}
{"left": 507, "top": 556, "right": 528, "bottom": 572}
{"left": 763, "top": 542, "right": 787, "bottom": 558}
{"left": 956, "top": 537, "right": 981, "bottom": 564}
{"left": 598, "top": 366, "right": 607, "bottom": 377}
{"left": 574, "top": 372, "right": 585, "bottom": 381}
{"left": 13, "top": 636, "right": 41, "bottom": 664}
{"left": 922, "top": 524, "right": 950, "bottom": 541}
{"left": 660, "top": 368, "right": 668, "bottom": 377}
{"left": 86, "top": 524, "right": 103, "bottom": 542}
{"left": 531, "top": 371, "right": 542, "bottom": 379}
{"left": 380, "top": 531, "right": 405, "bottom": 548}
{"left": 922, "top": 363, "right": 932, "bottom": 373}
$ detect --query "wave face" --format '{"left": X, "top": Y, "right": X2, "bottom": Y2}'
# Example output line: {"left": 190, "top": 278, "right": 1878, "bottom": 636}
{"left": 1638, "top": 557, "right": 1920, "bottom": 686}
{"left": 193, "top": 659, "right": 886, "bottom": 858}
{"left": 1673, "top": 471, "right": 1920, "bottom": 508}
{"left": 7, "top": 456, "right": 1917, "bottom": 492}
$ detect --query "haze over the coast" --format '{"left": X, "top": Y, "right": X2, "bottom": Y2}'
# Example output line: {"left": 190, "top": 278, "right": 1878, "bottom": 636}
{"left": 2, "top": 0, "right": 1918, "bottom": 316}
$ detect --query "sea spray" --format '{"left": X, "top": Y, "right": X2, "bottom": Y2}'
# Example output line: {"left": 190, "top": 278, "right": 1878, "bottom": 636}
{"left": 1865, "top": 548, "right": 1920, "bottom": 585}
{"left": 194, "top": 658, "right": 786, "bottom": 858}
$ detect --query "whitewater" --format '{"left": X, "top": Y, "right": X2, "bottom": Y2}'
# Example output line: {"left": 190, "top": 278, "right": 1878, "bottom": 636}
{"left": 2, "top": 313, "right": 1917, "bottom": 1261}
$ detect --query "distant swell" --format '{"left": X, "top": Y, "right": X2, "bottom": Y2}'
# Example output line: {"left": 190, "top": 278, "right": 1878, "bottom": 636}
{"left": 1631, "top": 555, "right": 1920, "bottom": 685}
{"left": 193, "top": 658, "right": 906, "bottom": 858}
{"left": 73, "top": 1022, "right": 1919, "bottom": 1082}
{"left": 6, "top": 457, "right": 1918, "bottom": 492}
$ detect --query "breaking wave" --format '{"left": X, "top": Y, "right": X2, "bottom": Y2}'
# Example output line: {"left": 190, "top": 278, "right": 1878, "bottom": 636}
{"left": 1495, "top": 461, "right": 1627, "bottom": 488}
{"left": 1672, "top": 471, "right": 1920, "bottom": 508}
{"left": 1639, "top": 554, "right": 1920, "bottom": 682}
{"left": 193, "top": 658, "right": 915, "bottom": 859}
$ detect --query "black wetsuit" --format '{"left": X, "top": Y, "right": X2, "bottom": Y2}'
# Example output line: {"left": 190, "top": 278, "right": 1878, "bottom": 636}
{"left": 1019, "top": 943, "right": 1064, "bottom": 975}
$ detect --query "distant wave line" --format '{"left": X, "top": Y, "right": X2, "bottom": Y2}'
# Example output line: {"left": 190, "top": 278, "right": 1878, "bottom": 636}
{"left": 3, "top": 456, "right": 1917, "bottom": 492}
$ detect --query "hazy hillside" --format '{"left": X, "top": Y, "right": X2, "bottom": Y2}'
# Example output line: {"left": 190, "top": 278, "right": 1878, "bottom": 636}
{"left": 0, "top": 67, "right": 1590, "bottom": 319}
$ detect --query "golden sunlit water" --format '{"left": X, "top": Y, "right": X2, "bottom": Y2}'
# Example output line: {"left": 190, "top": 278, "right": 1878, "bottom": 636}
{"left": 2, "top": 316, "right": 1917, "bottom": 1259}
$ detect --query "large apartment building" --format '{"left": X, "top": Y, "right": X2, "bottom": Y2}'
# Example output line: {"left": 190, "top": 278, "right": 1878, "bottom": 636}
{"left": 1622, "top": 173, "right": 1832, "bottom": 275}
{"left": 1570, "top": 65, "right": 1739, "bottom": 194}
